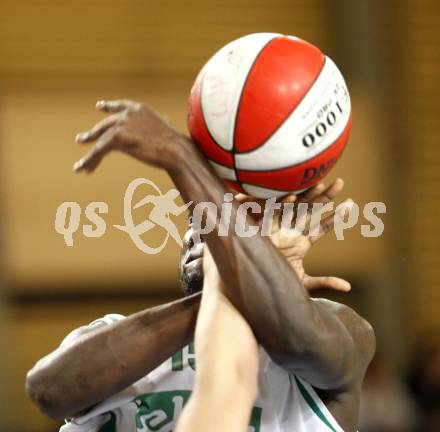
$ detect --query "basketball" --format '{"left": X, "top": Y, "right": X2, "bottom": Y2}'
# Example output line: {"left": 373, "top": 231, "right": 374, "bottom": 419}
{"left": 188, "top": 33, "right": 352, "bottom": 198}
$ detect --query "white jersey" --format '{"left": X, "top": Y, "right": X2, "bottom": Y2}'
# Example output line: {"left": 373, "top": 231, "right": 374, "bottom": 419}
{"left": 60, "top": 314, "right": 345, "bottom": 432}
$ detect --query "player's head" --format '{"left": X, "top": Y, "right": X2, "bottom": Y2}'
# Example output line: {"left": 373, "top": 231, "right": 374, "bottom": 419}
{"left": 179, "top": 224, "right": 204, "bottom": 296}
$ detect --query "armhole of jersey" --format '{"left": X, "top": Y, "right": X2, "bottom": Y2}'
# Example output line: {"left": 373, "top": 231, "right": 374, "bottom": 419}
{"left": 294, "top": 376, "right": 345, "bottom": 432}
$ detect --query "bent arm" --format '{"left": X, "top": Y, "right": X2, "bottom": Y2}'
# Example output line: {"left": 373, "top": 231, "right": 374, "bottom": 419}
{"left": 176, "top": 249, "right": 259, "bottom": 432}
{"left": 26, "top": 293, "right": 200, "bottom": 420}
{"left": 169, "top": 140, "right": 374, "bottom": 390}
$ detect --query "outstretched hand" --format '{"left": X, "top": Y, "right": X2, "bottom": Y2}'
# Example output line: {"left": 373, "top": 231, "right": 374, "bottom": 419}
{"left": 277, "top": 179, "right": 353, "bottom": 292}
{"left": 236, "top": 178, "right": 352, "bottom": 293}
{"left": 74, "top": 100, "right": 186, "bottom": 173}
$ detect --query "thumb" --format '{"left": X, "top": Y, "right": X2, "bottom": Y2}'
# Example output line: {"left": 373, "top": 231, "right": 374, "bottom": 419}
{"left": 303, "top": 275, "right": 351, "bottom": 292}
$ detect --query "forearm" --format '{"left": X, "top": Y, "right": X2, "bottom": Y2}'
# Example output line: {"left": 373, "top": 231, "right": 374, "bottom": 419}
{"left": 178, "top": 314, "right": 257, "bottom": 432}
{"left": 26, "top": 293, "right": 200, "bottom": 420}
{"left": 193, "top": 255, "right": 259, "bottom": 396}
{"left": 169, "top": 141, "right": 319, "bottom": 355}
{"left": 176, "top": 387, "right": 255, "bottom": 432}
{"left": 176, "top": 252, "right": 258, "bottom": 432}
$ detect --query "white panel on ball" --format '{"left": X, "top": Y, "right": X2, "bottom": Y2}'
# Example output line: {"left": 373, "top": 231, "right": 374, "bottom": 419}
{"left": 200, "top": 33, "right": 280, "bottom": 151}
{"left": 241, "top": 183, "right": 288, "bottom": 198}
{"left": 209, "top": 160, "right": 237, "bottom": 181}
{"left": 235, "top": 57, "right": 351, "bottom": 171}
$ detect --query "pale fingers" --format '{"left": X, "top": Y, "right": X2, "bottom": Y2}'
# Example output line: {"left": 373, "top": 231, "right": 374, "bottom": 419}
{"left": 297, "top": 183, "right": 326, "bottom": 203}
{"left": 308, "top": 198, "right": 353, "bottom": 244}
{"left": 303, "top": 275, "right": 351, "bottom": 292}
{"left": 311, "top": 178, "right": 344, "bottom": 205}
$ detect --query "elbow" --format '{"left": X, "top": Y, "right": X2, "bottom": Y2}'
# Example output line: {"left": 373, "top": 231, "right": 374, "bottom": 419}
{"left": 25, "top": 365, "right": 68, "bottom": 420}
{"left": 268, "top": 340, "right": 313, "bottom": 369}
{"left": 267, "top": 328, "right": 330, "bottom": 370}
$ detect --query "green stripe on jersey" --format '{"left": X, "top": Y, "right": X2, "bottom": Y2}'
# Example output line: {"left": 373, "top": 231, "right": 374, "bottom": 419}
{"left": 294, "top": 376, "right": 338, "bottom": 432}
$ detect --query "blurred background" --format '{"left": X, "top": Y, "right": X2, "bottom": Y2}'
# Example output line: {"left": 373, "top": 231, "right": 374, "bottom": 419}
{"left": 0, "top": 0, "right": 439, "bottom": 431}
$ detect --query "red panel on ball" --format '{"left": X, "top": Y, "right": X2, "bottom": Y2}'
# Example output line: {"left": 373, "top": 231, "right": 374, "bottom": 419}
{"left": 238, "top": 114, "right": 352, "bottom": 191}
{"left": 234, "top": 37, "right": 325, "bottom": 154}
{"left": 224, "top": 180, "right": 246, "bottom": 194}
{"left": 188, "top": 76, "right": 234, "bottom": 168}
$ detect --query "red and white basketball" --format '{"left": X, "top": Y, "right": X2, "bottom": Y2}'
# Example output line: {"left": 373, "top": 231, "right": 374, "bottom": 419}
{"left": 188, "top": 33, "right": 352, "bottom": 198}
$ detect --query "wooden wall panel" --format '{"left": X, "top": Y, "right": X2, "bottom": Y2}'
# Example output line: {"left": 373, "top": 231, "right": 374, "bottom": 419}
{"left": 1, "top": 77, "right": 189, "bottom": 291}
{"left": 0, "top": 0, "right": 329, "bottom": 76}
{"left": 394, "top": 1, "right": 440, "bottom": 336}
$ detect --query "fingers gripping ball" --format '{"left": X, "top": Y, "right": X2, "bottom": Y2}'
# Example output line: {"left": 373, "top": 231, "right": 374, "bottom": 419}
{"left": 188, "top": 33, "right": 352, "bottom": 198}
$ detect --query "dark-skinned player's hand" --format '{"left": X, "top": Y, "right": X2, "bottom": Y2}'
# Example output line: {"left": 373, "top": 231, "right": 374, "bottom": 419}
{"left": 235, "top": 178, "right": 353, "bottom": 293}
{"left": 74, "top": 100, "right": 187, "bottom": 173}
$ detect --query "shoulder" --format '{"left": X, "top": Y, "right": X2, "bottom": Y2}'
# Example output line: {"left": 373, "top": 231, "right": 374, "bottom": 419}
{"left": 312, "top": 298, "right": 376, "bottom": 371}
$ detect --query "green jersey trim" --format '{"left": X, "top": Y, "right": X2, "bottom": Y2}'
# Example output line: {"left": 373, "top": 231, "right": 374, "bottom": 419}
{"left": 294, "top": 376, "right": 338, "bottom": 432}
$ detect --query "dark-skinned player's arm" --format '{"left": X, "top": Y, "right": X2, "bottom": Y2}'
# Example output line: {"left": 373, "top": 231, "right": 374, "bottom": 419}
{"left": 74, "top": 100, "right": 376, "bottom": 392}
{"left": 26, "top": 188, "right": 345, "bottom": 420}
{"left": 25, "top": 293, "right": 200, "bottom": 420}
{"left": 176, "top": 247, "right": 259, "bottom": 432}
